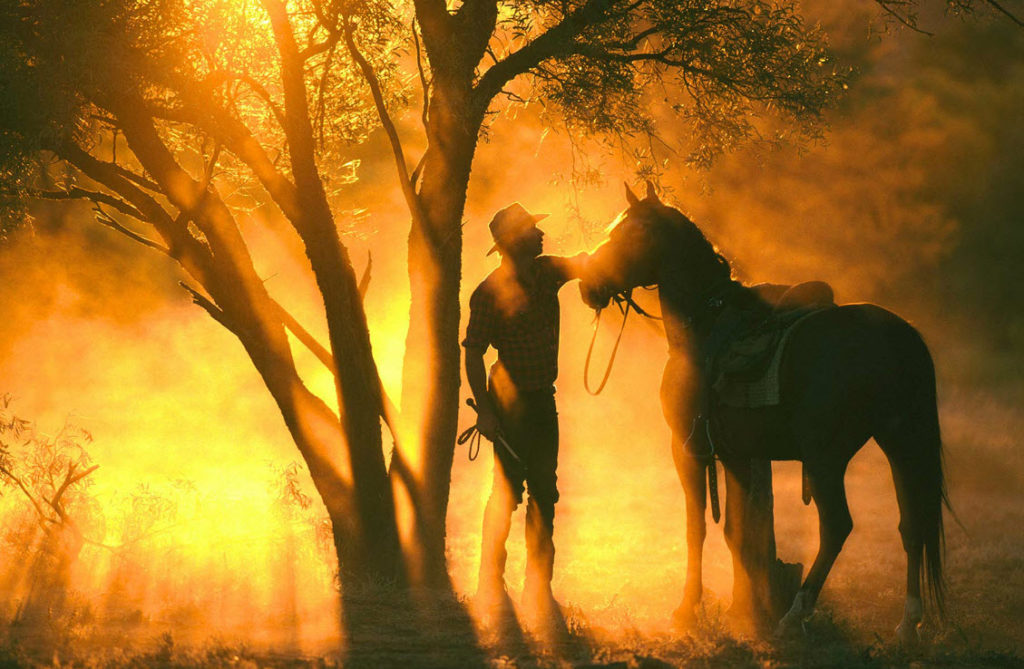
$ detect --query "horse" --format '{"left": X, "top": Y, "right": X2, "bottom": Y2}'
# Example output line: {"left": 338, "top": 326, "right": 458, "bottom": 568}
{"left": 579, "top": 182, "right": 948, "bottom": 642}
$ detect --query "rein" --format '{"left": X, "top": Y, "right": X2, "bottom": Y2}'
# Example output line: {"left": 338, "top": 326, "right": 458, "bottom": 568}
{"left": 583, "top": 288, "right": 663, "bottom": 396}
{"left": 583, "top": 297, "right": 631, "bottom": 396}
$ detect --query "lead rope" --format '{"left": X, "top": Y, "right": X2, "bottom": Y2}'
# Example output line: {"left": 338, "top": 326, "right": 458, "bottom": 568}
{"left": 583, "top": 296, "right": 632, "bottom": 396}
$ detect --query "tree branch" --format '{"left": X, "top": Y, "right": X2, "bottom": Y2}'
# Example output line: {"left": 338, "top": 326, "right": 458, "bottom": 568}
{"left": 93, "top": 205, "right": 171, "bottom": 255}
{"left": 341, "top": 17, "right": 437, "bottom": 248}
{"left": 266, "top": 291, "right": 402, "bottom": 433}
{"left": 604, "top": 25, "right": 660, "bottom": 52}
{"left": 47, "top": 463, "right": 99, "bottom": 523}
{"left": 342, "top": 21, "right": 411, "bottom": 187}
{"left": 472, "top": 0, "right": 623, "bottom": 109}
{"left": 0, "top": 462, "right": 49, "bottom": 525}
{"left": 54, "top": 140, "right": 206, "bottom": 269}
{"left": 270, "top": 297, "right": 335, "bottom": 374}
{"left": 412, "top": 18, "right": 431, "bottom": 130}
{"left": 233, "top": 72, "right": 288, "bottom": 129}
{"left": 148, "top": 99, "right": 303, "bottom": 224}
{"left": 300, "top": 36, "right": 340, "bottom": 60}
{"left": 357, "top": 251, "right": 372, "bottom": 299}
{"left": 984, "top": 0, "right": 1024, "bottom": 27}
{"left": 875, "top": 1, "right": 933, "bottom": 35}
{"left": 261, "top": 0, "right": 324, "bottom": 194}
{"left": 199, "top": 140, "right": 222, "bottom": 196}
{"left": 109, "top": 162, "right": 161, "bottom": 193}
{"left": 180, "top": 281, "right": 235, "bottom": 332}
{"left": 29, "top": 187, "right": 147, "bottom": 221}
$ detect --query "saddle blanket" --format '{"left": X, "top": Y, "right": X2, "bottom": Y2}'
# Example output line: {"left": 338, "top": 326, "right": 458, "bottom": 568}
{"left": 712, "top": 307, "right": 829, "bottom": 408}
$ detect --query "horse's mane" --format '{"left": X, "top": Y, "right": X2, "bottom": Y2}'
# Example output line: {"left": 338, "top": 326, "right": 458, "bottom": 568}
{"left": 653, "top": 203, "right": 733, "bottom": 296}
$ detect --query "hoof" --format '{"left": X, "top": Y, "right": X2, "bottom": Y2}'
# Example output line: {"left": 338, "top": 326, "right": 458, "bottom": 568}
{"left": 523, "top": 586, "right": 562, "bottom": 627}
{"left": 896, "top": 596, "right": 923, "bottom": 649}
{"left": 773, "top": 591, "right": 809, "bottom": 639}
{"left": 896, "top": 619, "right": 921, "bottom": 649}
{"left": 773, "top": 614, "right": 806, "bottom": 639}
{"left": 670, "top": 602, "right": 699, "bottom": 632}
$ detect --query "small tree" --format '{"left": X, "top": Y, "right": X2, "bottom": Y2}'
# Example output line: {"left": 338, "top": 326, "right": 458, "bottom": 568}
{"left": 0, "top": 396, "right": 99, "bottom": 625}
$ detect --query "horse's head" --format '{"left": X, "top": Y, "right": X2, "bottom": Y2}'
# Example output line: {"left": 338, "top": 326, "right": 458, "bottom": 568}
{"left": 580, "top": 181, "right": 676, "bottom": 310}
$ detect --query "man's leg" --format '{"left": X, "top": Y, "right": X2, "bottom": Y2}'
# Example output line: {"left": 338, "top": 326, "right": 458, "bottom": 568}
{"left": 478, "top": 458, "right": 522, "bottom": 601}
{"left": 522, "top": 392, "right": 559, "bottom": 610}
{"left": 524, "top": 495, "right": 556, "bottom": 599}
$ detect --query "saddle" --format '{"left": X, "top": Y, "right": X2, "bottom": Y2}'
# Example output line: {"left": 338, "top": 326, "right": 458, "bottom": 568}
{"left": 711, "top": 281, "right": 835, "bottom": 408}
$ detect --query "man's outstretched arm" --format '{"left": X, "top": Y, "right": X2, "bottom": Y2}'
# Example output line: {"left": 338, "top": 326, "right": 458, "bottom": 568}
{"left": 544, "top": 252, "right": 589, "bottom": 286}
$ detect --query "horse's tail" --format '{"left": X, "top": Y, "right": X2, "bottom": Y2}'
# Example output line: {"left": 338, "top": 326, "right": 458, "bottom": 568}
{"left": 878, "top": 325, "right": 948, "bottom": 619}
{"left": 914, "top": 359, "right": 948, "bottom": 620}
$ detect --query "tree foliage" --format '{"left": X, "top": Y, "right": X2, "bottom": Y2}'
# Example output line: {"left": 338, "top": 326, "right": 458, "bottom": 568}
{"left": 486, "top": 1, "right": 843, "bottom": 166}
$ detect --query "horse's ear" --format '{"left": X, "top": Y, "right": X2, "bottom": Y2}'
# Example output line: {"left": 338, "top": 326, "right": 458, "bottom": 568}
{"left": 645, "top": 180, "right": 660, "bottom": 203}
{"left": 624, "top": 182, "right": 640, "bottom": 207}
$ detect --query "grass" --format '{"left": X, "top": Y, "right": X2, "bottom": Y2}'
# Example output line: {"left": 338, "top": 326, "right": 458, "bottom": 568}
{"left": 1, "top": 591, "right": 1021, "bottom": 668}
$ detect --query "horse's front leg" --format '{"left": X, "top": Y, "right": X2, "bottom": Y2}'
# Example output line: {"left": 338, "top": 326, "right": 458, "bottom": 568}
{"left": 671, "top": 435, "right": 707, "bottom": 629}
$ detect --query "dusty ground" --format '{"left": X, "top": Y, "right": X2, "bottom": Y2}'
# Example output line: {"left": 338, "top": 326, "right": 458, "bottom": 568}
{"left": 1, "top": 381, "right": 1021, "bottom": 668}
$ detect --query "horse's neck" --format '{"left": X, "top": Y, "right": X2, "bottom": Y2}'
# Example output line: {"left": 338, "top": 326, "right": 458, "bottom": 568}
{"left": 654, "top": 223, "right": 739, "bottom": 352}
{"left": 658, "top": 285, "right": 699, "bottom": 355}
{"left": 658, "top": 275, "right": 748, "bottom": 355}
{"left": 661, "top": 311, "right": 692, "bottom": 356}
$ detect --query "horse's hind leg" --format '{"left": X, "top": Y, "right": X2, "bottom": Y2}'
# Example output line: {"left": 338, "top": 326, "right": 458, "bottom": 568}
{"left": 877, "top": 430, "right": 934, "bottom": 647}
{"left": 776, "top": 464, "right": 853, "bottom": 635}
{"left": 896, "top": 535, "right": 924, "bottom": 647}
{"left": 671, "top": 435, "right": 707, "bottom": 629}
{"left": 875, "top": 331, "right": 945, "bottom": 646}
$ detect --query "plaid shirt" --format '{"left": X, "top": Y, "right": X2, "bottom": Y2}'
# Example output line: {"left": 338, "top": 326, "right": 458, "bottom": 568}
{"left": 463, "top": 254, "right": 585, "bottom": 391}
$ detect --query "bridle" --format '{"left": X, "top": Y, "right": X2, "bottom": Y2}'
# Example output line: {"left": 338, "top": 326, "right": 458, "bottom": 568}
{"left": 583, "top": 286, "right": 662, "bottom": 396}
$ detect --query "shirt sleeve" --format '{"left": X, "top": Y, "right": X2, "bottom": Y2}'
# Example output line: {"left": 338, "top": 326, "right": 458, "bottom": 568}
{"left": 462, "top": 285, "right": 496, "bottom": 350}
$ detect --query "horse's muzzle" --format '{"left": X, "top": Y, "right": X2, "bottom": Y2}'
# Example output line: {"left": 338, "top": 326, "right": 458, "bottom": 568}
{"left": 579, "top": 280, "right": 612, "bottom": 310}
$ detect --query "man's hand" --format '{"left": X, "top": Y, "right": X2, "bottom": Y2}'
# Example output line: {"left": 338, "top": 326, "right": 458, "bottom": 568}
{"left": 475, "top": 405, "right": 501, "bottom": 442}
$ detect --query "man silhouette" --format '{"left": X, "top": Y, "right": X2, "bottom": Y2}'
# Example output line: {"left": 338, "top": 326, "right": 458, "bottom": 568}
{"left": 463, "top": 202, "right": 585, "bottom": 623}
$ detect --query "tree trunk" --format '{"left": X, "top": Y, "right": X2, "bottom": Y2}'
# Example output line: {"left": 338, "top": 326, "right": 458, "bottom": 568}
{"left": 110, "top": 101, "right": 404, "bottom": 586}
{"left": 15, "top": 525, "right": 83, "bottom": 629}
{"left": 734, "top": 460, "right": 803, "bottom": 633}
{"left": 398, "top": 79, "right": 482, "bottom": 588}
{"left": 297, "top": 201, "right": 404, "bottom": 585}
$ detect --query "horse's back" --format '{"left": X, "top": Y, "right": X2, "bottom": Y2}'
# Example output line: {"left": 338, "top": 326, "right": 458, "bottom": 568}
{"left": 785, "top": 303, "right": 932, "bottom": 376}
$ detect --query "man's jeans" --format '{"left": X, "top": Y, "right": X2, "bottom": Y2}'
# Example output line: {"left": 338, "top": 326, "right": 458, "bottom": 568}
{"left": 478, "top": 378, "right": 559, "bottom": 596}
